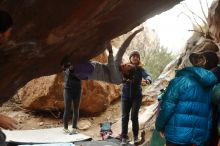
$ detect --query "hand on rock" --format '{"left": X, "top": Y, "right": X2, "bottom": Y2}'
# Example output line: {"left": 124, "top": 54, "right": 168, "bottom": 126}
{"left": 0, "top": 114, "right": 17, "bottom": 130}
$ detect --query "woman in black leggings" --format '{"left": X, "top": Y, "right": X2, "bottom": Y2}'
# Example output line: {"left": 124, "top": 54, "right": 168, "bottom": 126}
{"left": 63, "top": 63, "right": 82, "bottom": 135}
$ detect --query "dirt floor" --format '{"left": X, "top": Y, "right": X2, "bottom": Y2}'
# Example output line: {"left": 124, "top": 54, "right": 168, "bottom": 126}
{"left": 0, "top": 96, "right": 121, "bottom": 140}
{"left": 0, "top": 96, "right": 155, "bottom": 145}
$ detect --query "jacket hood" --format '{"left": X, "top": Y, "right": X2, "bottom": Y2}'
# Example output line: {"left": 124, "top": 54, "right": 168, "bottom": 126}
{"left": 176, "top": 66, "right": 217, "bottom": 87}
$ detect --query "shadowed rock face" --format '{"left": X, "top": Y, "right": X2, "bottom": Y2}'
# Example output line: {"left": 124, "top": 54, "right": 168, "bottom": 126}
{"left": 0, "top": 0, "right": 181, "bottom": 104}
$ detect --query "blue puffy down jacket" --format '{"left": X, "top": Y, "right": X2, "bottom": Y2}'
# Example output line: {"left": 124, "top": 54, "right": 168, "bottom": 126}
{"left": 155, "top": 67, "right": 217, "bottom": 146}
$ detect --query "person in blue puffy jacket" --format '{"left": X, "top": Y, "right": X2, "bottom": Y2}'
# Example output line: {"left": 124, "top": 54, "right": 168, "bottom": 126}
{"left": 185, "top": 51, "right": 220, "bottom": 146}
{"left": 155, "top": 52, "right": 218, "bottom": 146}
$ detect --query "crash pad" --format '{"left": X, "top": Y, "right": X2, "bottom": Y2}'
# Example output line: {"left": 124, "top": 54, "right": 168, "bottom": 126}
{"left": 3, "top": 127, "right": 91, "bottom": 144}
{"left": 19, "top": 143, "right": 75, "bottom": 146}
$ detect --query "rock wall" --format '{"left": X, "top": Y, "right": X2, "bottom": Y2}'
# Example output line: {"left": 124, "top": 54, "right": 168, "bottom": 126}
{"left": 209, "top": 0, "right": 220, "bottom": 43}
{"left": 0, "top": 0, "right": 181, "bottom": 104}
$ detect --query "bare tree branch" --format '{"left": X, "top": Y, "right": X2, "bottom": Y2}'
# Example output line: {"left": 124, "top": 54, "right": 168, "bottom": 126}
{"left": 177, "top": 12, "right": 207, "bottom": 37}
{"left": 181, "top": 3, "right": 209, "bottom": 34}
{"left": 177, "top": 12, "right": 193, "bottom": 24}
{"left": 199, "top": 0, "right": 208, "bottom": 21}
{"left": 182, "top": 3, "right": 207, "bottom": 26}
{"left": 205, "top": 0, "right": 209, "bottom": 10}
{"left": 188, "top": 29, "right": 206, "bottom": 34}
{"left": 191, "top": 12, "right": 205, "bottom": 34}
{"left": 177, "top": 12, "right": 197, "bottom": 29}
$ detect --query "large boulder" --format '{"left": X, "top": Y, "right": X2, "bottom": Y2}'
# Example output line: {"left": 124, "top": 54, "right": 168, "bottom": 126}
{"left": 18, "top": 74, "right": 64, "bottom": 111}
{"left": 0, "top": 0, "right": 182, "bottom": 104}
{"left": 18, "top": 75, "right": 120, "bottom": 114}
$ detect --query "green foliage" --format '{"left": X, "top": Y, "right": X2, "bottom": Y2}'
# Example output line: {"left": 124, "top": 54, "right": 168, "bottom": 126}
{"left": 140, "top": 45, "right": 174, "bottom": 81}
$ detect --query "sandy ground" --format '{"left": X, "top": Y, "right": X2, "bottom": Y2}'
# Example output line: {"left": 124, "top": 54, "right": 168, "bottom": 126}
{"left": 0, "top": 97, "right": 121, "bottom": 140}
{"left": 0, "top": 96, "right": 155, "bottom": 145}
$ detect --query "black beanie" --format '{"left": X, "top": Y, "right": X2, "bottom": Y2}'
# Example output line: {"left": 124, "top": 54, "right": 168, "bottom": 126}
{"left": 189, "top": 52, "right": 219, "bottom": 70}
{"left": 129, "top": 50, "right": 140, "bottom": 60}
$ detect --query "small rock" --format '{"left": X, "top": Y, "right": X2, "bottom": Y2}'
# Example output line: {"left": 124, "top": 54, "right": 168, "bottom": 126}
{"left": 77, "top": 120, "right": 92, "bottom": 130}
{"left": 38, "top": 122, "right": 44, "bottom": 126}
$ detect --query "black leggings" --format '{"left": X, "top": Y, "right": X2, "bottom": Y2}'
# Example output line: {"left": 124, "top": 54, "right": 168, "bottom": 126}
{"left": 63, "top": 88, "right": 81, "bottom": 129}
{"left": 166, "top": 141, "right": 193, "bottom": 146}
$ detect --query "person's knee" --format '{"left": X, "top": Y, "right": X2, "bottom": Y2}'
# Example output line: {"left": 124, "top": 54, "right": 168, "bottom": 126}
{"left": 64, "top": 104, "right": 71, "bottom": 111}
{"left": 73, "top": 100, "right": 80, "bottom": 109}
{"left": 131, "top": 114, "right": 138, "bottom": 122}
{"left": 122, "top": 114, "right": 129, "bottom": 121}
